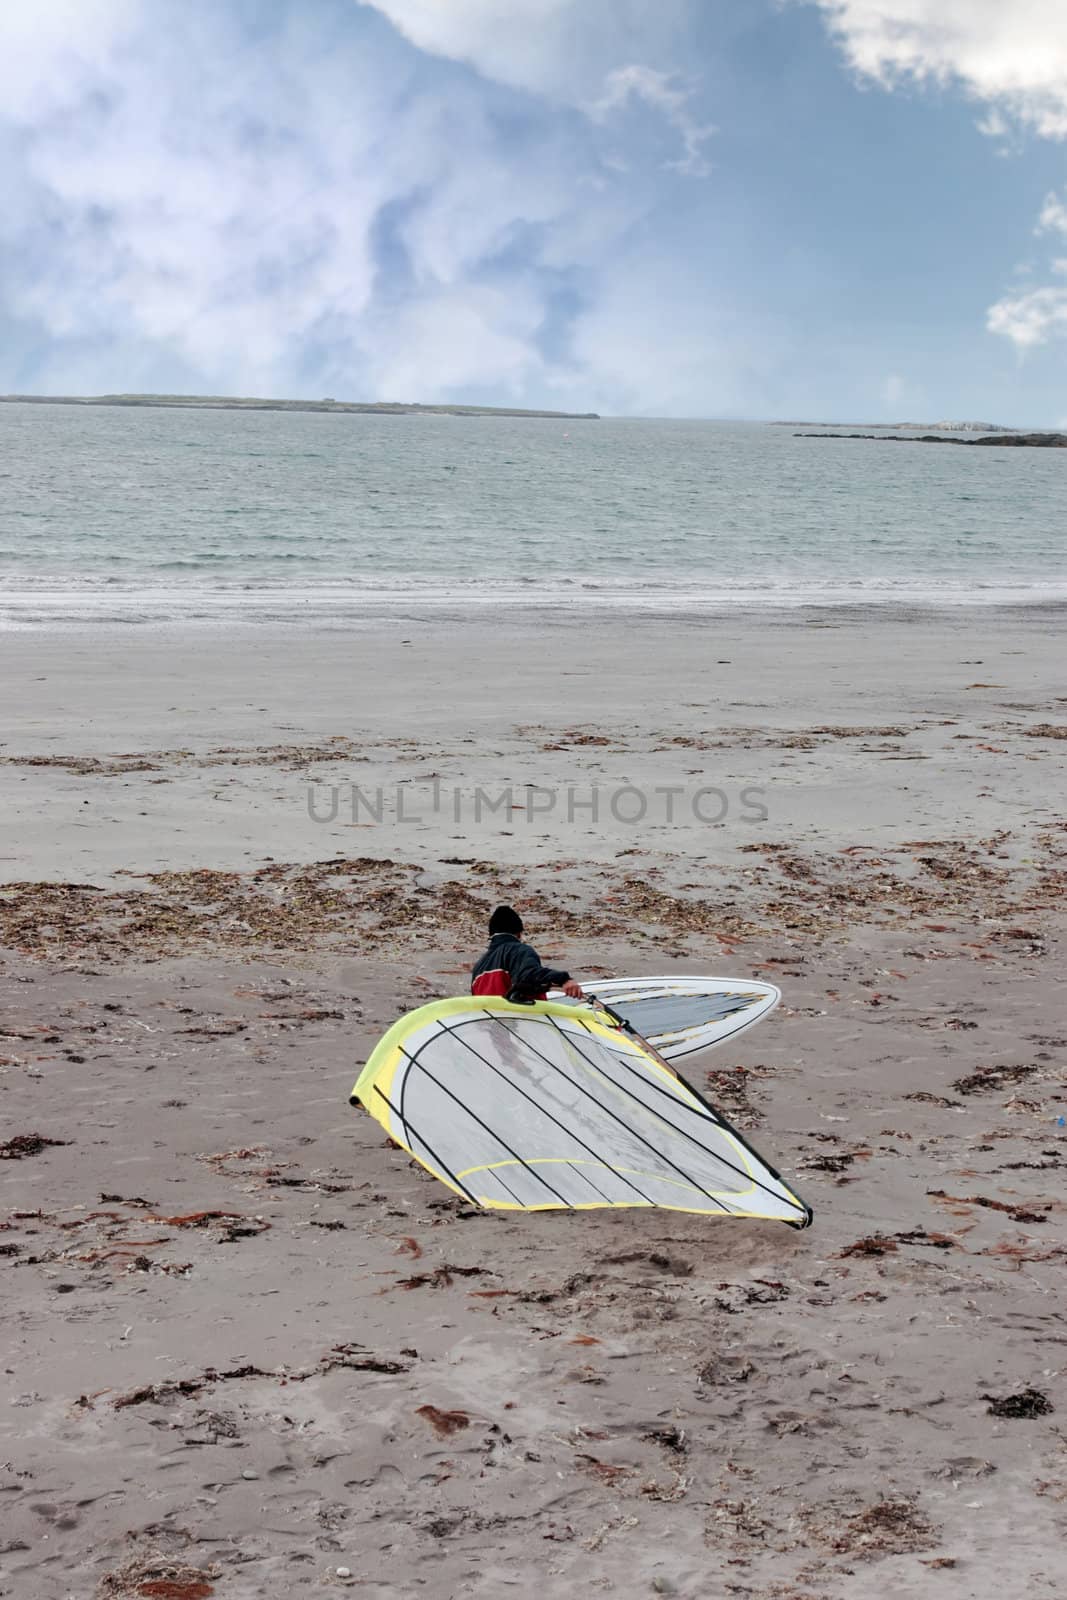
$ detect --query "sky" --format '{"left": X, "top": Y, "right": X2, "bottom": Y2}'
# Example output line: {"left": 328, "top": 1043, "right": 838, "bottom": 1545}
{"left": 1, "top": 0, "right": 1067, "bottom": 421}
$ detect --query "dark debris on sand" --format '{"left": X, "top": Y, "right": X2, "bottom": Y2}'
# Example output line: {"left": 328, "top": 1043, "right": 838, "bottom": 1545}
{"left": 984, "top": 1388, "right": 1054, "bottom": 1419}
{"left": 0, "top": 1133, "right": 70, "bottom": 1159}
{"left": 822, "top": 1495, "right": 940, "bottom": 1559}
{"left": 2, "top": 820, "right": 1065, "bottom": 961}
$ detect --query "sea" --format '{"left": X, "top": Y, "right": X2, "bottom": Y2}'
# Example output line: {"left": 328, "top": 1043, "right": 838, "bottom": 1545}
{"left": 2, "top": 401, "right": 1065, "bottom": 626}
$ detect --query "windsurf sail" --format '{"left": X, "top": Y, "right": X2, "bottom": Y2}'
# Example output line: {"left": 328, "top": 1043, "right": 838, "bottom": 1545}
{"left": 350, "top": 996, "right": 811, "bottom": 1226}
{"left": 551, "top": 976, "right": 780, "bottom": 1061}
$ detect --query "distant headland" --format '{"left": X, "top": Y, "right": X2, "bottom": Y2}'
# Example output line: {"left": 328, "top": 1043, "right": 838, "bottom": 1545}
{"left": 0, "top": 392, "right": 599, "bottom": 420}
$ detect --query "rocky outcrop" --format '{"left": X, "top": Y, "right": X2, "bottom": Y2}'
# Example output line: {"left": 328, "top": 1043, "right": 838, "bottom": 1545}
{"left": 795, "top": 431, "right": 1067, "bottom": 448}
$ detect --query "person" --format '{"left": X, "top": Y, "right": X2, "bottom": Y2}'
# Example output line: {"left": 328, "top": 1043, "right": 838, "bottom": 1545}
{"left": 471, "top": 905, "right": 584, "bottom": 1002}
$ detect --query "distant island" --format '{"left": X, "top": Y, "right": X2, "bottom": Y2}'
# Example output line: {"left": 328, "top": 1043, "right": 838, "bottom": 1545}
{"left": 795, "top": 431, "right": 1067, "bottom": 448}
{"left": 0, "top": 392, "right": 599, "bottom": 420}
{"left": 772, "top": 420, "right": 1022, "bottom": 431}
{"left": 889, "top": 421, "right": 1019, "bottom": 432}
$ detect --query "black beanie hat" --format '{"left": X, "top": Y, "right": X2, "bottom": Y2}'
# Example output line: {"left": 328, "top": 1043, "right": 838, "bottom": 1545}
{"left": 489, "top": 904, "right": 523, "bottom": 937}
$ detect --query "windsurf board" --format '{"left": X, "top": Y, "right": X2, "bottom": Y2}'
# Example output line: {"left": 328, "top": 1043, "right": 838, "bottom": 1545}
{"left": 549, "top": 975, "right": 780, "bottom": 1061}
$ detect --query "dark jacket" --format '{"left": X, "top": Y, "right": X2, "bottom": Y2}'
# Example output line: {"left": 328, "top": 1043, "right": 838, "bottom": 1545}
{"left": 471, "top": 932, "right": 570, "bottom": 1001}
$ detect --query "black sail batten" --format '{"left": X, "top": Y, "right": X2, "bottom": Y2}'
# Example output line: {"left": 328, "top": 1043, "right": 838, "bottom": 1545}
{"left": 492, "top": 1014, "right": 733, "bottom": 1214}
{"left": 371, "top": 1083, "right": 479, "bottom": 1206}
{"left": 396, "top": 1027, "right": 420, "bottom": 1155}
{"left": 488, "top": 1165, "right": 526, "bottom": 1206}
{"left": 564, "top": 1161, "right": 618, "bottom": 1203}
{"left": 572, "top": 1017, "right": 806, "bottom": 1216}
{"left": 397, "top": 1014, "right": 657, "bottom": 1206}
{"left": 662, "top": 1055, "right": 813, "bottom": 1227}
{"left": 590, "top": 1013, "right": 811, "bottom": 1225}
{"left": 397, "top": 1043, "right": 572, "bottom": 1207}
{"left": 543, "top": 1013, "right": 784, "bottom": 1208}
{"left": 447, "top": 1015, "right": 659, "bottom": 1206}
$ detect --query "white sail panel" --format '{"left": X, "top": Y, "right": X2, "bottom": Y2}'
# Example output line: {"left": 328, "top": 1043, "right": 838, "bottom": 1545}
{"left": 351, "top": 997, "right": 810, "bottom": 1225}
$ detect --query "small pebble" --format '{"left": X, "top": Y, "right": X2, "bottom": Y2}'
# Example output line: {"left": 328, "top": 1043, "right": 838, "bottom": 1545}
{"left": 241, "top": 1469, "right": 258, "bottom": 1480}
{"left": 336, "top": 1568, "right": 352, "bottom": 1579}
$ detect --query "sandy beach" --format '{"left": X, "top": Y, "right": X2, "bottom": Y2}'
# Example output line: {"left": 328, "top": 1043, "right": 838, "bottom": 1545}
{"left": 2, "top": 610, "right": 1066, "bottom": 1599}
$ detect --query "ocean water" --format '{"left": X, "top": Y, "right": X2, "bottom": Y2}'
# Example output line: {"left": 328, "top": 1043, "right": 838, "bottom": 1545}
{"left": 1, "top": 401, "right": 1065, "bottom": 625}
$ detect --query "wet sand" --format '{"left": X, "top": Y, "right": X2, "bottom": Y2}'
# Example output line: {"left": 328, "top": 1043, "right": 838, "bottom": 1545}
{"left": 1, "top": 612, "right": 1065, "bottom": 1598}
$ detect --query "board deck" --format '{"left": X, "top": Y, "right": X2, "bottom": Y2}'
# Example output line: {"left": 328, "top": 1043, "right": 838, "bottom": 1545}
{"left": 549, "top": 976, "right": 781, "bottom": 1061}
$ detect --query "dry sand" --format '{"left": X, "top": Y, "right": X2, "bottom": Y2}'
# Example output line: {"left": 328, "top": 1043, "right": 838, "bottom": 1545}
{"left": 1, "top": 612, "right": 1066, "bottom": 1599}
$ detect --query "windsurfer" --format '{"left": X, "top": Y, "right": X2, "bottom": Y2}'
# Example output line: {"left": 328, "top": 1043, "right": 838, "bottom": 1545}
{"left": 471, "top": 905, "right": 584, "bottom": 1002}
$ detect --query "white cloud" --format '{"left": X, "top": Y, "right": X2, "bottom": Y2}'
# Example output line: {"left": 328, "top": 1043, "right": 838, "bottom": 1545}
{"left": 807, "top": 4, "right": 1067, "bottom": 350}
{"left": 1037, "top": 189, "right": 1067, "bottom": 236}
{"left": 975, "top": 108, "right": 1009, "bottom": 141}
{"left": 0, "top": 8, "right": 397, "bottom": 390}
{"left": 991, "top": 188, "right": 1067, "bottom": 348}
{"left": 361, "top": 1, "right": 714, "bottom": 176}
{"left": 590, "top": 66, "right": 715, "bottom": 177}
{"left": 0, "top": 0, "right": 725, "bottom": 405}
{"left": 356, "top": 0, "right": 578, "bottom": 96}
{"left": 987, "top": 285, "right": 1067, "bottom": 347}
{"left": 809, "top": 1, "right": 1067, "bottom": 139}
{"left": 0, "top": 0, "right": 139, "bottom": 120}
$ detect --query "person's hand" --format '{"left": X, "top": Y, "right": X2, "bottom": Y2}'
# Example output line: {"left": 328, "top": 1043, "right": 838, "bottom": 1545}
{"left": 562, "top": 979, "right": 584, "bottom": 999}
